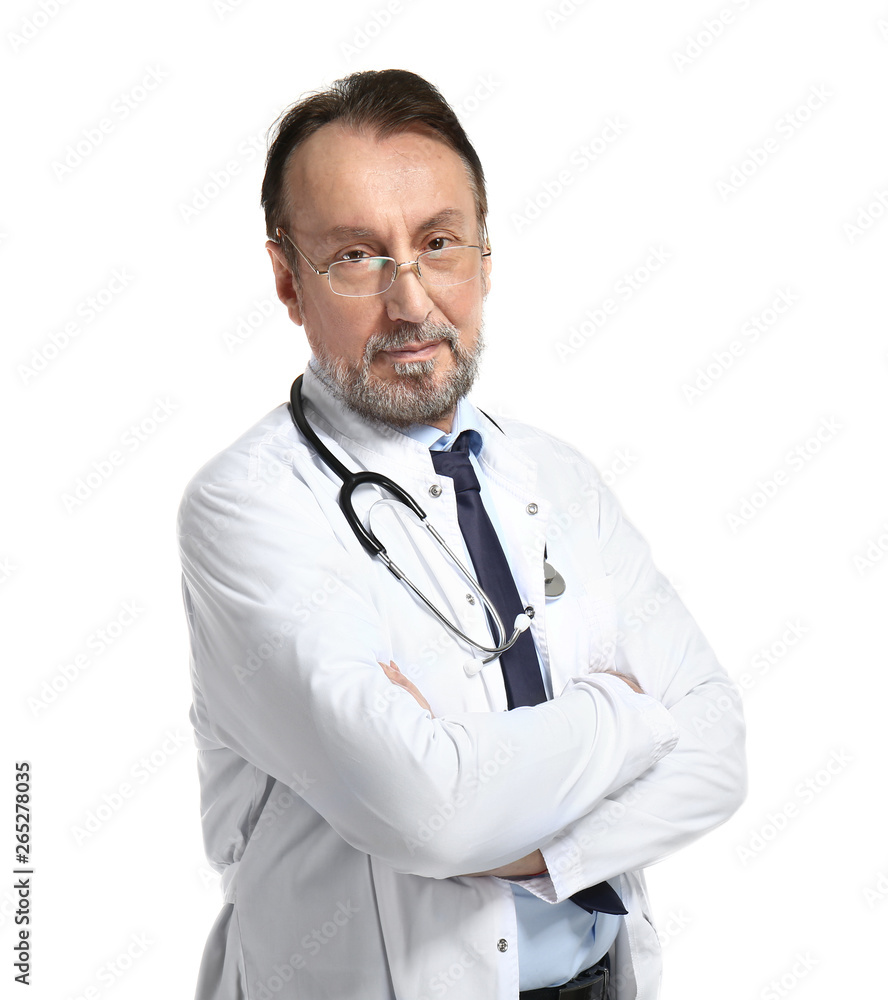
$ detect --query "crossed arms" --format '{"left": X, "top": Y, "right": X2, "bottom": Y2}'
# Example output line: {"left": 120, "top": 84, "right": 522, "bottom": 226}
{"left": 179, "top": 441, "right": 746, "bottom": 888}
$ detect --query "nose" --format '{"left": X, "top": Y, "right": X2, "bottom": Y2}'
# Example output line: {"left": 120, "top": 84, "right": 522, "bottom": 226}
{"left": 383, "top": 261, "right": 435, "bottom": 325}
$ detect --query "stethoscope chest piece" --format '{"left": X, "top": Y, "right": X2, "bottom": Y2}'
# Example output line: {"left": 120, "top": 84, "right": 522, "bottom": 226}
{"left": 544, "top": 560, "right": 566, "bottom": 598}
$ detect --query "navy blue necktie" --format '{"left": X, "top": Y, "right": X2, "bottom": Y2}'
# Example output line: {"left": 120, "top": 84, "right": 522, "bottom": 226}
{"left": 430, "top": 432, "right": 627, "bottom": 917}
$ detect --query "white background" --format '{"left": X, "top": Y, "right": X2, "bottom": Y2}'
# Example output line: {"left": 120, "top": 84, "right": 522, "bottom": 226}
{"left": 4, "top": 1, "right": 888, "bottom": 997}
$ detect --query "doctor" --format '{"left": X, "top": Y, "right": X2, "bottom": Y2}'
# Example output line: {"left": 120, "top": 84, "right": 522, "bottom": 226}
{"left": 178, "top": 69, "right": 746, "bottom": 1000}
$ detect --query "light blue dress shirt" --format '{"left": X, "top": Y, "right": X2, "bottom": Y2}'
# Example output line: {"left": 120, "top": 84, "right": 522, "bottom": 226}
{"left": 402, "top": 398, "right": 621, "bottom": 990}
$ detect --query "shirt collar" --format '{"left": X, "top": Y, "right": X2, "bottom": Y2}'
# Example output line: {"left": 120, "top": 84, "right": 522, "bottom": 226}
{"left": 400, "top": 397, "right": 487, "bottom": 454}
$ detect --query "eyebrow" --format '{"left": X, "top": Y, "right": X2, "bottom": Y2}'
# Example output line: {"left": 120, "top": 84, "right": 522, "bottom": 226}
{"left": 417, "top": 208, "right": 467, "bottom": 231}
{"left": 315, "top": 208, "right": 469, "bottom": 252}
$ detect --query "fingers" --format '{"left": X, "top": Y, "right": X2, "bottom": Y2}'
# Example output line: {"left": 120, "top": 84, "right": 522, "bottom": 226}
{"left": 379, "top": 660, "right": 406, "bottom": 687}
{"left": 378, "top": 660, "right": 433, "bottom": 715}
{"left": 602, "top": 669, "right": 645, "bottom": 694}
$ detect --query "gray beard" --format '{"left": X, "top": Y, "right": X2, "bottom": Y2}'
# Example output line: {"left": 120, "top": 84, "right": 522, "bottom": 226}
{"left": 311, "top": 321, "right": 484, "bottom": 428}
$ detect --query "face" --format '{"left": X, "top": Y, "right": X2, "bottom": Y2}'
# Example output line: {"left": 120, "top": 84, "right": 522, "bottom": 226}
{"left": 266, "top": 125, "right": 491, "bottom": 431}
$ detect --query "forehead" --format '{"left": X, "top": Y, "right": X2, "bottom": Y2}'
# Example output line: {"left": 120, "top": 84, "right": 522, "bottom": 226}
{"left": 282, "top": 125, "right": 477, "bottom": 240}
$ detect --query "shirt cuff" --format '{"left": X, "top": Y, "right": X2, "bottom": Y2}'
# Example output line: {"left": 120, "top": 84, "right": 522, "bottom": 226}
{"left": 575, "top": 671, "right": 680, "bottom": 764}
{"left": 496, "top": 873, "right": 559, "bottom": 903}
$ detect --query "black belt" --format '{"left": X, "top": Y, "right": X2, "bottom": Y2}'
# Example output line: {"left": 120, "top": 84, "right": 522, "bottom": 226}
{"left": 518, "top": 956, "right": 609, "bottom": 1000}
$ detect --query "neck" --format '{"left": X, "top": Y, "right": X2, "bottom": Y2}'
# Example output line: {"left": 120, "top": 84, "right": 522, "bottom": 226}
{"left": 423, "top": 409, "right": 456, "bottom": 434}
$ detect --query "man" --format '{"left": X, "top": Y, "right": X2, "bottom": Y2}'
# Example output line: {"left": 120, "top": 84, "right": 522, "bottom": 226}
{"left": 178, "top": 69, "right": 746, "bottom": 1000}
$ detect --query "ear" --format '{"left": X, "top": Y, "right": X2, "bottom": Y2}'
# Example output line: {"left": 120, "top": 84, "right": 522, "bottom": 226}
{"left": 266, "top": 240, "right": 303, "bottom": 326}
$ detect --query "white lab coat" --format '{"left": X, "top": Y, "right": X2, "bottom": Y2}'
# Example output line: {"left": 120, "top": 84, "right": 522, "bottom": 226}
{"left": 178, "top": 366, "right": 746, "bottom": 1000}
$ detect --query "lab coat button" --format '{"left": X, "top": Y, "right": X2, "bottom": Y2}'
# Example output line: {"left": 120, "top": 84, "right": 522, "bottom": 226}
{"left": 526, "top": 502, "right": 539, "bottom": 515}
{"left": 497, "top": 938, "right": 509, "bottom": 953}
{"left": 428, "top": 484, "right": 443, "bottom": 498}
{"left": 466, "top": 593, "right": 476, "bottom": 605}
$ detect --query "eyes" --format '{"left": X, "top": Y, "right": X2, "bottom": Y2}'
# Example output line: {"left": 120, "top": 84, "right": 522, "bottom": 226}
{"left": 334, "top": 234, "right": 456, "bottom": 264}
{"left": 426, "top": 236, "right": 450, "bottom": 254}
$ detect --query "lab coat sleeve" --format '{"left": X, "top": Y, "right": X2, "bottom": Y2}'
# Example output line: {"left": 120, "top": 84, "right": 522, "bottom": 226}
{"left": 178, "top": 471, "right": 680, "bottom": 881}
{"left": 537, "top": 469, "right": 747, "bottom": 901}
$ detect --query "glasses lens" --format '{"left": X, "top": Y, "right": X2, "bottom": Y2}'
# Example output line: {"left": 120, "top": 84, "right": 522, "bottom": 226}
{"left": 328, "top": 257, "right": 396, "bottom": 297}
{"left": 419, "top": 246, "right": 483, "bottom": 286}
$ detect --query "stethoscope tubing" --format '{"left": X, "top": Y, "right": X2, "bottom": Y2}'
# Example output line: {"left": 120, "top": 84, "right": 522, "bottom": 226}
{"left": 288, "top": 376, "right": 526, "bottom": 663}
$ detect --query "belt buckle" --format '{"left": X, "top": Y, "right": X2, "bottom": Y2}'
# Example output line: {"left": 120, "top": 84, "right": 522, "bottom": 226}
{"left": 558, "top": 961, "right": 608, "bottom": 1000}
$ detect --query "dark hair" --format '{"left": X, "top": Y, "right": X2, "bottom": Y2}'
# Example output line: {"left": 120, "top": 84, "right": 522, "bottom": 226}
{"left": 261, "top": 69, "right": 488, "bottom": 244}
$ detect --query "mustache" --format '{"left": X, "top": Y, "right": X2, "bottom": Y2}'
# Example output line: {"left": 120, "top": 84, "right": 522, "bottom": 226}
{"left": 363, "top": 322, "right": 460, "bottom": 360}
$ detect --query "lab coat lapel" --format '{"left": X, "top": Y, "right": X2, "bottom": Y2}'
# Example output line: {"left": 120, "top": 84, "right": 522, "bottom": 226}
{"left": 476, "top": 425, "right": 552, "bottom": 690}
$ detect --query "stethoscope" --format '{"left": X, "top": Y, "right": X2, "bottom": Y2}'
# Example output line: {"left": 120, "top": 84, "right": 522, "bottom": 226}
{"left": 288, "top": 375, "right": 565, "bottom": 669}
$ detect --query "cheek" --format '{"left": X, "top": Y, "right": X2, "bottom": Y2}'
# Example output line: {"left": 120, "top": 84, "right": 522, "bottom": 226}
{"left": 304, "top": 301, "right": 374, "bottom": 361}
{"left": 446, "top": 284, "right": 485, "bottom": 328}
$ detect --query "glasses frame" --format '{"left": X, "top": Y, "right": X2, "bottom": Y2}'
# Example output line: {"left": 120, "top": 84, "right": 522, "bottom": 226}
{"left": 274, "top": 227, "right": 491, "bottom": 298}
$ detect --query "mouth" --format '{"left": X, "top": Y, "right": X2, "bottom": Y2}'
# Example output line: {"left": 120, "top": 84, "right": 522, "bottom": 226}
{"left": 378, "top": 339, "right": 447, "bottom": 364}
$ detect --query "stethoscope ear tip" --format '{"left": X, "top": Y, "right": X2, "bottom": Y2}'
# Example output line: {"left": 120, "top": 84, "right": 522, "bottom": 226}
{"left": 513, "top": 613, "right": 531, "bottom": 633}
{"left": 463, "top": 658, "right": 484, "bottom": 677}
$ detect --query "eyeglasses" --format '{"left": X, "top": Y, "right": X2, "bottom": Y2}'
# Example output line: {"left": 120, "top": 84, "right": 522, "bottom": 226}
{"left": 275, "top": 228, "right": 491, "bottom": 298}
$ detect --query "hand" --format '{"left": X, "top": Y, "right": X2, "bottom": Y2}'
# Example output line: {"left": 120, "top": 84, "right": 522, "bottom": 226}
{"left": 379, "top": 660, "right": 434, "bottom": 716}
{"left": 465, "top": 849, "right": 547, "bottom": 879}
{"left": 602, "top": 669, "right": 644, "bottom": 694}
